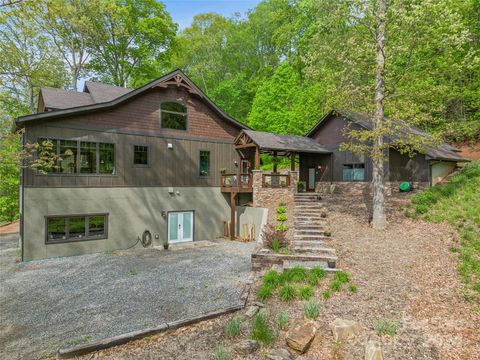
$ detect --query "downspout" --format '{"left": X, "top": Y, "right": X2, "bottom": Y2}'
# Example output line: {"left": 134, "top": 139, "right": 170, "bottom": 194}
{"left": 20, "top": 132, "right": 25, "bottom": 261}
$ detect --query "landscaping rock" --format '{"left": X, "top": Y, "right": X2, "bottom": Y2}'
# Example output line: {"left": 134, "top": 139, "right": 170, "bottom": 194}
{"left": 245, "top": 305, "right": 259, "bottom": 318}
{"left": 252, "top": 301, "right": 265, "bottom": 307}
{"left": 365, "top": 339, "right": 384, "bottom": 360}
{"left": 330, "top": 318, "right": 361, "bottom": 342}
{"left": 266, "top": 348, "right": 292, "bottom": 360}
{"left": 285, "top": 319, "right": 318, "bottom": 353}
{"left": 259, "top": 248, "right": 271, "bottom": 254}
{"left": 233, "top": 339, "right": 259, "bottom": 355}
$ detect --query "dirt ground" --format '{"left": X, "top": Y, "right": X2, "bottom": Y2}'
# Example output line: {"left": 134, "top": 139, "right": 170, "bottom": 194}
{"left": 73, "top": 191, "right": 479, "bottom": 360}
{"left": 0, "top": 221, "right": 19, "bottom": 235}
{"left": 456, "top": 141, "right": 480, "bottom": 160}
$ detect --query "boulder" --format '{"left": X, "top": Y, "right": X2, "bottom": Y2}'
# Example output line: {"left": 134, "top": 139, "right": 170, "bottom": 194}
{"left": 330, "top": 319, "right": 361, "bottom": 342}
{"left": 266, "top": 348, "right": 292, "bottom": 360}
{"left": 365, "top": 339, "right": 383, "bottom": 360}
{"left": 245, "top": 305, "right": 259, "bottom": 318}
{"left": 233, "top": 339, "right": 259, "bottom": 355}
{"left": 285, "top": 319, "right": 318, "bottom": 353}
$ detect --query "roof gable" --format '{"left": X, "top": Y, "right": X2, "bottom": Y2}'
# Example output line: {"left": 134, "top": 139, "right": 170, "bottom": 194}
{"left": 83, "top": 82, "right": 132, "bottom": 103}
{"left": 40, "top": 87, "right": 95, "bottom": 110}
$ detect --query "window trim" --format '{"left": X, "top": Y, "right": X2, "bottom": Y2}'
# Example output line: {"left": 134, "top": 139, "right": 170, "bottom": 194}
{"left": 133, "top": 144, "right": 150, "bottom": 167}
{"left": 199, "top": 150, "right": 211, "bottom": 177}
{"left": 160, "top": 101, "right": 188, "bottom": 131}
{"left": 45, "top": 213, "right": 109, "bottom": 244}
{"left": 35, "top": 137, "right": 117, "bottom": 177}
{"left": 342, "top": 163, "right": 366, "bottom": 182}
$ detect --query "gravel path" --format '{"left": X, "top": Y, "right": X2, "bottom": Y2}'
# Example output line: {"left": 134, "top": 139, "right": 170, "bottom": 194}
{"left": 0, "top": 240, "right": 255, "bottom": 360}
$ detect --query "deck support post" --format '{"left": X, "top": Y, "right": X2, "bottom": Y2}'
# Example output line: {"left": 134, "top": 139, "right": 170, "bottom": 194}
{"left": 255, "top": 146, "right": 260, "bottom": 170}
{"left": 290, "top": 152, "right": 296, "bottom": 171}
{"left": 273, "top": 151, "right": 278, "bottom": 173}
{"left": 230, "top": 191, "right": 237, "bottom": 240}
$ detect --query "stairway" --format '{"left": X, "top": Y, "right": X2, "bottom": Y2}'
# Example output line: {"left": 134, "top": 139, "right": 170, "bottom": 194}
{"left": 285, "top": 193, "right": 338, "bottom": 270}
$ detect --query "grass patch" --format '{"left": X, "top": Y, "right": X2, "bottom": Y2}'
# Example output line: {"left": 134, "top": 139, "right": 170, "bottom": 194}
{"left": 329, "top": 280, "right": 342, "bottom": 292}
{"left": 279, "top": 284, "right": 296, "bottom": 302}
{"left": 407, "top": 162, "right": 480, "bottom": 302}
{"left": 373, "top": 318, "right": 398, "bottom": 337}
{"left": 299, "top": 285, "right": 314, "bottom": 300}
{"left": 304, "top": 299, "right": 320, "bottom": 320}
{"left": 263, "top": 269, "right": 282, "bottom": 287}
{"left": 257, "top": 283, "right": 274, "bottom": 301}
{"left": 278, "top": 200, "right": 287, "bottom": 207}
{"left": 251, "top": 312, "right": 276, "bottom": 344}
{"left": 333, "top": 271, "right": 350, "bottom": 284}
{"left": 348, "top": 284, "right": 358, "bottom": 293}
{"left": 277, "top": 311, "right": 290, "bottom": 330}
{"left": 225, "top": 318, "right": 242, "bottom": 337}
{"left": 214, "top": 345, "right": 232, "bottom": 360}
{"left": 322, "top": 290, "right": 331, "bottom": 300}
{"left": 283, "top": 266, "right": 307, "bottom": 283}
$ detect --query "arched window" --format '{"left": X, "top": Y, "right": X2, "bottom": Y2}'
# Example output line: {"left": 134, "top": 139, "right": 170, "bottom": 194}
{"left": 161, "top": 102, "right": 187, "bottom": 130}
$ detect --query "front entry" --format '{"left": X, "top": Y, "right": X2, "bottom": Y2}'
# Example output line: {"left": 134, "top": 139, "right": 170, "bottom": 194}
{"left": 168, "top": 211, "right": 194, "bottom": 243}
{"left": 307, "top": 167, "right": 316, "bottom": 192}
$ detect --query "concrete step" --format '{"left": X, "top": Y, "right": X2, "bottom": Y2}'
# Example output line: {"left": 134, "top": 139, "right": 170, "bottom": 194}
{"left": 283, "top": 260, "right": 338, "bottom": 271}
{"left": 294, "top": 211, "right": 325, "bottom": 216}
{"left": 294, "top": 240, "right": 330, "bottom": 246}
{"left": 294, "top": 234, "right": 332, "bottom": 240}
{"left": 295, "top": 229, "right": 327, "bottom": 235}
{"left": 295, "top": 217, "right": 327, "bottom": 222}
{"left": 294, "top": 225, "right": 327, "bottom": 230}
{"left": 293, "top": 246, "right": 336, "bottom": 254}
{"left": 294, "top": 222, "right": 328, "bottom": 227}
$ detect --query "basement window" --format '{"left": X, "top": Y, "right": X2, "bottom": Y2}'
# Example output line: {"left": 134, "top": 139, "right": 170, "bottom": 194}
{"left": 46, "top": 214, "right": 108, "bottom": 244}
{"left": 342, "top": 163, "right": 365, "bottom": 181}
{"left": 133, "top": 145, "right": 149, "bottom": 166}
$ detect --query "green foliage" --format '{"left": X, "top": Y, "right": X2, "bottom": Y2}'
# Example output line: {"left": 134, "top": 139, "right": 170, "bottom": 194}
{"left": 283, "top": 266, "right": 307, "bottom": 283}
{"left": 225, "top": 318, "right": 242, "bottom": 338}
{"left": 276, "top": 311, "right": 290, "bottom": 330}
{"left": 279, "top": 284, "right": 296, "bottom": 302}
{"left": 278, "top": 200, "right": 287, "bottom": 207}
{"left": 275, "top": 224, "right": 288, "bottom": 232}
{"left": 0, "top": 124, "right": 20, "bottom": 223}
{"left": 263, "top": 269, "right": 282, "bottom": 287}
{"left": 213, "top": 345, "right": 232, "bottom": 360}
{"left": 373, "top": 318, "right": 398, "bottom": 337}
{"left": 257, "top": 283, "right": 274, "bottom": 301}
{"left": 348, "top": 284, "right": 358, "bottom": 293}
{"left": 329, "top": 280, "right": 342, "bottom": 292}
{"left": 276, "top": 214, "right": 287, "bottom": 222}
{"left": 251, "top": 312, "right": 276, "bottom": 345}
{"left": 276, "top": 207, "right": 286, "bottom": 214}
{"left": 408, "top": 162, "right": 480, "bottom": 301}
{"left": 311, "top": 266, "right": 327, "bottom": 280}
{"left": 322, "top": 290, "right": 331, "bottom": 300}
{"left": 333, "top": 271, "right": 350, "bottom": 284}
{"left": 304, "top": 299, "right": 320, "bottom": 320}
{"left": 299, "top": 285, "right": 314, "bottom": 300}
{"left": 272, "top": 239, "right": 280, "bottom": 253}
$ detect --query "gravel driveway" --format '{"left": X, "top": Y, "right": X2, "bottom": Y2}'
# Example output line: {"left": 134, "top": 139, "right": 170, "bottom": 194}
{"left": 0, "top": 238, "right": 255, "bottom": 359}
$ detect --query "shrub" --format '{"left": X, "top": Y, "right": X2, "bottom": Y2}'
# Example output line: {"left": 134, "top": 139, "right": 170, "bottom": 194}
{"left": 283, "top": 266, "right": 307, "bottom": 283}
{"left": 214, "top": 345, "right": 232, "bottom": 360}
{"left": 333, "top": 271, "right": 350, "bottom": 284}
{"left": 322, "top": 290, "right": 331, "bottom": 300}
{"left": 373, "top": 318, "right": 397, "bottom": 337}
{"left": 261, "top": 224, "right": 288, "bottom": 250}
{"left": 257, "top": 284, "right": 274, "bottom": 301}
{"left": 278, "top": 200, "right": 287, "bottom": 206}
{"left": 311, "top": 266, "right": 326, "bottom": 280}
{"left": 275, "top": 224, "right": 288, "bottom": 232}
{"left": 276, "top": 214, "right": 287, "bottom": 222}
{"left": 272, "top": 239, "right": 280, "bottom": 253}
{"left": 307, "top": 273, "right": 319, "bottom": 286}
{"left": 277, "top": 311, "right": 290, "bottom": 330}
{"left": 279, "top": 284, "right": 296, "bottom": 301}
{"left": 304, "top": 299, "right": 320, "bottom": 320}
{"left": 323, "top": 229, "right": 332, "bottom": 236}
{"left": 299, "top": 285, "right": 314, "bottom": 300}
{"left": 348, "top": 284, "right": 358, "bottom": 293}
{"left": 251, "top": 312, "right": 276, "bottom": 344}
{"left": 276, "top": 207, "right": 286, "bottom": 214}
{"left": 263, "top": 269, "right": 281, "bottom": 287}
{"left": 225, "top": 318, "right": 242, "bottom": 337}
{"left": 329, "top": 280, "right": 342, "bottom": 292}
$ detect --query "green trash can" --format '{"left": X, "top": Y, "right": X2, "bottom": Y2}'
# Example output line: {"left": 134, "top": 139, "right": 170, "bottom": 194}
{"left": 399, "top": 181, "right": 411, "bottom": 192}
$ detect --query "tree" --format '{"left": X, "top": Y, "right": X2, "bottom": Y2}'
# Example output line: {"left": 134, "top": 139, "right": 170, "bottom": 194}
{"left": 84, "top": 0, "right": 177, "bottom": 87}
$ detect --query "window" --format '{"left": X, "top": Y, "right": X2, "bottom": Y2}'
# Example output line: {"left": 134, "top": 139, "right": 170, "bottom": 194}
{"left": 60, "top": 140, "right": 77, "bottom": 174}
{"left": 342, "top": 163, "right": 365, "bottom": 181}
{"left": 199, "top": 151, "right": 210, "bottom": 176}
{"left": 99, "top": 143, "right": 115, "bottom": 174}
{"left": 133, "top": 145, "right": 149, "bottom": 166}
{"left": 161, "top": 102, "right": 187, "bottom": 130}
{"left": 46, "top": 214, "right": 108, "bottom": 243}
{"left": 80, "top": 141, "right": 97, "bottom": 173}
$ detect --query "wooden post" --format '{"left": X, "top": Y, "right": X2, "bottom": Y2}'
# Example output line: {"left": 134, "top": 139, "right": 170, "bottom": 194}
{"left": 255, "top": 146, "right": 260, "bottom": 170}
{"left": 273, "top": 151, "right": 278, "bottom": 173}
{"left": 230, "top": 191, "right": 237, "bottom": 240}
{"left": 290, "top": 153, "right": 295, "bottom": 171}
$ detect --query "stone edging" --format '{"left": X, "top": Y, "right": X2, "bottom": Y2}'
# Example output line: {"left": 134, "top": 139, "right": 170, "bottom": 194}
{"left": 58, "top": 271, "right": 256, "bottom": 359}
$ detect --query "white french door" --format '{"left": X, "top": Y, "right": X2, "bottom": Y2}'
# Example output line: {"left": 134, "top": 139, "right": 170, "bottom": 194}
{"left": 168, "top": 211, "right": 194, "bottom": 243}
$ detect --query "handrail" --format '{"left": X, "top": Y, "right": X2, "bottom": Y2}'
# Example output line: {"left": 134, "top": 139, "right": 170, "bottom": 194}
{"left": 221, "top": 173, "right": 252, "bottom": 188}
{"left": 262, "top": 173, "right": 290, "bottom": 188}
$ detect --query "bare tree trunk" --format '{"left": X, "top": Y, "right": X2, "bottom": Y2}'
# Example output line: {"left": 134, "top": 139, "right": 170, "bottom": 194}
{"left": 372, "top": 0, "right": 387, "bottom": 230}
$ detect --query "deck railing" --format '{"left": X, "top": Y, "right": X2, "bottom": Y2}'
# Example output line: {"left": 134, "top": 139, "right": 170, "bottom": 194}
{"left": 221, "top": 173, "right": 253, "bottom": 189}
{"left": 262, "top": 173, "right": 290, "bottom": 188}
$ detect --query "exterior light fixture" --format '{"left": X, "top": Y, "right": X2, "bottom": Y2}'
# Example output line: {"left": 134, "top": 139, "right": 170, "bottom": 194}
{"left": 167, "top": 143, "right": 173, "bottom": 149}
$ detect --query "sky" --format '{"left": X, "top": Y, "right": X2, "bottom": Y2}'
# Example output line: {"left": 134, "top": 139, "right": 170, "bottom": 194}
{"left": 162, "top": 0, "right": 262, "bottom": 29}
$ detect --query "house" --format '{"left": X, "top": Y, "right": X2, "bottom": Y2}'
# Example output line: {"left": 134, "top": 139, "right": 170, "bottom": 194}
{"left": 15, "top": 71, "right": 468, "bottom": 261}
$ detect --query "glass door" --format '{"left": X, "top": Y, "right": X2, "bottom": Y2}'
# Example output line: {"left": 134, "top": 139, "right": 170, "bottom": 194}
{"left": 308, "top": 167, "right": 316, "bottom": 192}
{"left": 168, "top": 211, "right": 194, "bottom": 243}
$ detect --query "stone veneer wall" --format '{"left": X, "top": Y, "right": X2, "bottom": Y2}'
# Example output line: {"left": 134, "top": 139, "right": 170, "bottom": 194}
{"left": 252, "top": 170, "right": 298, "bottom": 244}
{"left": 315, "top": 181, "right": 429, "bottom": 196}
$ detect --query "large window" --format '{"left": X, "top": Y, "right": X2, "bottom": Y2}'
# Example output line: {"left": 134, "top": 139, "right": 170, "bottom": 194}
{"left": 133, "top": 145, "right": 149, "bottom": 166}
{"left": 37, "top": 138, "right": 115, "bottom": 175}
{"left": 161, "top": 102, "right": 187, "bottom": 130}
{"left": 199, "top": 151, "right": 210, "bottom": 176}
{"left": 342, "top": 163, "right": 365, "bottom": 181}
{"left": 46, "top": 214, "right": 108, "bottom": 243}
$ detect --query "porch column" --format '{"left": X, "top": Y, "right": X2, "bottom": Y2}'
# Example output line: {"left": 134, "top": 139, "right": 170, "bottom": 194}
{"left": 273, "top": 151, "right": 278, "bottom": 173}
{"left": 230, "top": 191, "right": 237, "bottom": 240}
{"left": 290, "top": 152, "right": 296, "bottom": 171}
{"left": 255, "top": 145, "right": 260, "bottom": 170}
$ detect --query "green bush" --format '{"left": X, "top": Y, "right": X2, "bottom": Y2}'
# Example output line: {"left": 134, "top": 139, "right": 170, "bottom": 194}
{"left": 276, "top": 311, "right": 290, "bottom": 330}
{"left": 304, "top": 299, "right": 320, "bottom": 320}
{"left": 299, "top": 285, "right": 314, "bottom": 300}
{"left": 251, "top": 312, "right": 276, "bottom": 344}
{"left": 283, "top": 266, "right": 307, "bottom": 283}
{"left": 373, "top": 318, "right": 397, "bottom": 337}
{"left": 257, "top": 284, "right": 274, "bottom": 301}
{"left": 275, "top": 224, "right": 288, "bottom": 232}
{"left": 225, "top": 318, "right": 242, "bottom": 337}
{"left": 279, "top": 284, "right": 296, "bottom": 301}
{"left": 214, "top": 345, "right": 232, "bottom": 360}
{"left": 276, "top": 207, "right": 286, "bottom": 214}
{"left": 263, "top": 269, "right": 281, "bottom": 287}
{"left": 307, "top": 273, "right": 319, "bottom": 286}
{"left": 311, "top": 266, "right": 326, "bottom": 280}
{"left": 276, "top": 214, "right": 287, "bottom": 222}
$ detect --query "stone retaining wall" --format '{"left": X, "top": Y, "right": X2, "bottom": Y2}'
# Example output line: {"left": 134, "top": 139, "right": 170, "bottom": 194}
{"left": 315, "top": 181, "right": 429, "bottom": 197}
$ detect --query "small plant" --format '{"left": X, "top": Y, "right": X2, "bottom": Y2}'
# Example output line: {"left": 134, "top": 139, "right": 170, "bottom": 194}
{"left": 277, "top": 311, "right": 290, "bottom": 330}
{"left": 348, "top": 284, "right": 358, "bottom": 293}
{"left": 323, "top": 229, "right": 332, "bottom": 236}
{"left": 279, "top": 284, "right": 296, "bottom": 301}
{"left": 279, "top": 247, "right": 289, "bottom": 254}
{"left": 263, "top": 269, "right": 281, "bottom": 287}
{"left": 276, "top": 213, "right": 287, "bottom": 222}
{"left": 329, "top": 280, "right": 342, "bottom": 292}
{"left": 225, "top": 318, "right": 242, "bottom": 337}
{"left": 322, "top": 290, "right": 331, "bottom": 300}
{"left": 297, "top": 181, "right": 306, "bottom": 192}
{"left": 275, "top": 224, "right": 288, "bottom": 232}
{"left": 304, "top": 299, "right": 320, "bottom": 320}
{"left": 257, "top": 283, "right": 274, "bottom": 301}
{"left": 307, "top": 273, "right": 319, "bottom": 286}
{"left": 261, "top": 224, "right": 288, "bottom": 250}
{"left": 163, "top": 239, "right": 169, "bottom": 250}
{"left": 311, "top": 266, "right": 326, "bottom": 280}
{"left": 251, "top": 312, "right": 276, "bottom": 344}
{"left": 283, "top": 266, "right": 307, "bottom": 282}
{"left": 333, "top": 271, "right": 350, "bottom": 284}
{"left": 272, "top": 239, "right": 280, "bottom": 253}
{"left": 128, "top": 268, "right": 138, "bottom": 276}
{"left": 299, "top": 285, "right": 314, "bottom": 300}
{"left": 276, "top": 207, "right": 286, "bottom": 214}
{"left": 214, "top": 345, "right": 232, "bottom": 360}
{"left": 278, "top": 200, "right": 287, "bottom": 206}
{"left": 373, "top": 318, "right": 398, "bottom": 337}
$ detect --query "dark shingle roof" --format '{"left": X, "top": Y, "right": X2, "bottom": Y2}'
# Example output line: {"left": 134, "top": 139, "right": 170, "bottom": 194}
{"left": 307, "top": 109, "right": 469, "bottom": 162}
{"left": 41, "top": 87, "right": 95, "bottom": 109}
{"left": 84, "top": 82, "right": 132, "bottom": 103}
{"left": 242, "top": 130, "right": 330, "bottom": 154}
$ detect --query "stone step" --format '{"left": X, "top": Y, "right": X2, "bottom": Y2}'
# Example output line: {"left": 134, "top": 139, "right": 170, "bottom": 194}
{"left": 293, "top": 245, "right": 336, "bottom": 254}
{"left": 294, "top": 234, "right": 332, "bottom": 240}
{"left": 294, "top": 211, "right": 325, "bottom": 216}
{"left": 294, "top": 222, "right": 328, "bottom": 227}
{"left": 294, "top": 206, "right": 324, "bottom": 210}
{"left": 293, "top": 240, "right": 330, "bottom": 246}
{"left": 294, "top": 225, "right": 327, "bottom": 231}
{"left": 295, "top": 217, "right": 327, "bottom": 222}
{"left": 295, "top": 229, "right": 327, "bottom": 235}
{"left": 283, "top": 260, "right": 339, "bottom": 271}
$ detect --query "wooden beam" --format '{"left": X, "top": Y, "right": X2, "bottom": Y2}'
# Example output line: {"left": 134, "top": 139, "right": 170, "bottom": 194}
{"left": 255, "top": 146, "right": 260, "bottom": 170}
{"left": 230, "top": 192, "right": 237, "bottom": 240}
{"left": 235, "top": 143, "right": 257, "bottom": 149}
{"left": 290, "top": 152, "right": 296, "bottom": 171}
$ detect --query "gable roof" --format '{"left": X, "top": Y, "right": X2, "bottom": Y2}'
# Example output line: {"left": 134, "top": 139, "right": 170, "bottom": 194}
{"left": 16, "top": 69, "right": 248, "bottom": 131}
{"left": 306, "top": 109, "right": 469, "bottom": 162}
{"left": 83, "top": 81, "right": 132, "bottom": 103}
{"left": 239, "top": 130, "right": 331, "bottom": 154}
{"left": 40, "top": 87, "right": 96, "bottom": 110}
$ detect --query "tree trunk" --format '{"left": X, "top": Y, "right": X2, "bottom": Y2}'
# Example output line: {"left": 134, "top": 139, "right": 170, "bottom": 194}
{"left": 372, "top": 0, "right": 387, "bottom": 230}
